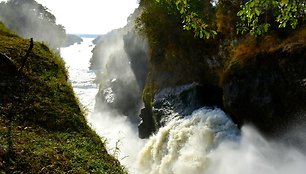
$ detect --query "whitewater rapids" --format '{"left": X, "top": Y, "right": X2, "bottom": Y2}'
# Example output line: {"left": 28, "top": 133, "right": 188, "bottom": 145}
{"left": 137, "top": 107, "right": 239, "bottom": 174}
{"left": 136, "top": 107, "right": 306, "bottom": 174}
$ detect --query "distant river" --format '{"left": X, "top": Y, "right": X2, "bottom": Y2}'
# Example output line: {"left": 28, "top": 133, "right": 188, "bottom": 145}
{"left": 60, "top": 37, "right": 98, "bottom": 112}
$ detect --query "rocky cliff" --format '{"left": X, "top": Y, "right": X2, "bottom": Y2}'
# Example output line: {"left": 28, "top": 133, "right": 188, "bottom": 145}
{"left": 139, "top": 21, "right": 306, "bottom": 138}
{"left": 222, "top": 29, "right": 306, "bottom": 136}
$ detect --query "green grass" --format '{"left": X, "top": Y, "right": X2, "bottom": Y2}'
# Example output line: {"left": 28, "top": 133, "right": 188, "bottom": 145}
{"left": 0, "top": 22, "right": 126, "bottom": 173}
{"left": 0, "top": 22, "right": 18, "bottom": 37}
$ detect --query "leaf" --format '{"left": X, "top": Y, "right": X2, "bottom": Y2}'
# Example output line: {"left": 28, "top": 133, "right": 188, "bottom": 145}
{"left": 199, "top": 31, "right": 203, "bottom": 38}
{"left": 191, "top": 23, "right": 196, "bottom": 29}
{"left": 203, "top": 30, "right": 210, "bottom": 39}
{"left": 237, "top": 10, "right": 244, "bottom": 16}
{"left": 280, "top": 0, "right": 288, "bottom": 6}
{"left": 255, "top": 8, "right": 261, "bottom": 16}
{"left": 279, "top": 22, "right": 286, "bottom": 28}
{"left": 248, "top": 1, "right": 255, "bottom": 8}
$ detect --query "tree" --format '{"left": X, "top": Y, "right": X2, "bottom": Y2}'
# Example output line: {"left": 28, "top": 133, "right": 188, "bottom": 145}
{"left": 237, "top": 0, "right": 306, "bottom": 36}
{"left": 147, "top": 0, "right": 305, "bottom": 38}
{"left": 154, "top": 0, "right": 217, "bottom": 39}
{"left": 0, "top": 0, "right": 66, "bottom": 49}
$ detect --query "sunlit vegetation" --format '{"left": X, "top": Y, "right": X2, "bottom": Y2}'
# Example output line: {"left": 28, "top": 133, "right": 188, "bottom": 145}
{"left": 237, "top": 0, "right": 306, "bottom": 36}
{"left": 0, "top": 22, "right": 126, "bottom": 173}
{"left": 222, "top": 26, "right": 306, "bottom": 81}
{"left": 143, "top": 0, "right": 305, "bottom": 38}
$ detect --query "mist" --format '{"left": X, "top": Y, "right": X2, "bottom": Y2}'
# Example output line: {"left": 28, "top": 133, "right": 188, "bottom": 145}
{"left": 86, "top": 8, "right": 148, "bottom": 173}
{"left": 88, "top": 111, "right": 146, "bottom": 173}
{"left": 0, "top": 0, "right": 66, "bottom": 49}
{"left": 89, "top": 8, "right": 148, "bottom": 123}
{"left": 206, "top": 126, "right": 306, "bottom": 174}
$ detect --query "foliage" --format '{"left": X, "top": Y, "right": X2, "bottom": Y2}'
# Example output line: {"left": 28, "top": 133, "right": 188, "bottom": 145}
{"left": 0, "top": 22, "right": 18, "bottom": 37}
{"left": 222, "top": 26, "right": 306, "bottom": 84}
{"left": 138, "top": 0, "right": 180, "bottom": 44}
{"left": 173, "top": 0, "right": 217, "bottom": 39}
{"left": 215, "top": 0, "right": 242, "bottom": 38}
{"left": 237, "top": 0, "right": 306, "bottom": 36}
{"left": 139, "top": 0, "right": 217, "bottom": 47}
{"left": 141, "top": 0, "right": 305, "bottom": 39}
{"left": 153, "top": 0, "right": 217, "bottom": 39}
{"left": 0, "top": 24, "right": 126, "bottom": 173}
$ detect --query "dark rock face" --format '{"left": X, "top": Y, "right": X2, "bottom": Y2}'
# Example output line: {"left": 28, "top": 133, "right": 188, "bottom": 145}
{"left": 223, "top": 43, "right": 306, "bottom": 135}
{"left": 91, "top": 10, "right": 148, "bottom": 124}
{"left": 138, "top": 105, "right": 154, "bottom": 139}
{"left": 95, "top": 78, "right": 142, "bottom": 123}
{"left": 138, "top": 83, "right": 223, "bottom": 138}
{"left": 123, "top": 30, "right": 148, "bottom": 90}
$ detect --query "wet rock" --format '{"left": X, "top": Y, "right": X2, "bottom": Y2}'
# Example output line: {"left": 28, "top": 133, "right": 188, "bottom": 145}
{"left": 138, "top": 106, "right": 155, "bottom": 139}
{"left": 95, "top": 78, "right": 142, "bottom": 123}
{"left": 138, "top": 83, "right": 223, "bottom": 138}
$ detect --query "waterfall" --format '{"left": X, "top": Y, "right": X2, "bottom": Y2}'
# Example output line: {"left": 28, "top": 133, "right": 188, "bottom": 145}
{"left": 62, "top": 37, "right": 306, "bottom": 174}
{"left": 136, "top": 107, "right": 306, "bottom": 174}
{"left": 61, "top": 25, "right": 306, "bottom": 174}
{"left": 62, "top": 36, "right": 306, "bottom": 174}
{"left": 137, "top": 107, "right": 239, "bottom": 174}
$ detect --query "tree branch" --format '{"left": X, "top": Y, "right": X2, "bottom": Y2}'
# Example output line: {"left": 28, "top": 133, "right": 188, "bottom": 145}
{"left": 18, "top": 38, "right": 34, "bottom": 72}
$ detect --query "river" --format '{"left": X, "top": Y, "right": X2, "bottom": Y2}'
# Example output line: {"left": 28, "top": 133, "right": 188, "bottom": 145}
{"left": 61, "top": 37, "right": 98, "bottom": 112}
{"left": 61, "top": 36, "right": 146, "bottom": 173}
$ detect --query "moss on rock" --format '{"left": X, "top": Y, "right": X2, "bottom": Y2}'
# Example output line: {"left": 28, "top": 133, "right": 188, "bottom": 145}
{"left": 222, "top": 27, "right": 306, "bottom": 136}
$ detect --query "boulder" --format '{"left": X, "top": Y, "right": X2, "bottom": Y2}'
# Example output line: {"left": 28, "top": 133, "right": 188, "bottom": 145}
{"left": 138, "top": 105, "right": 154, "bottom": 139}
{"left": 95, "top": 78, "right": 142, "bottom": 123}
{"left": 138, "top": 83, "right": 223, "bottom": 138}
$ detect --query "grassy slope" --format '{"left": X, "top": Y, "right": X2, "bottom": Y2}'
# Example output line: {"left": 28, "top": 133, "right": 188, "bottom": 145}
{"left": 0, "top": 22, "right": 126, "bottom": 173}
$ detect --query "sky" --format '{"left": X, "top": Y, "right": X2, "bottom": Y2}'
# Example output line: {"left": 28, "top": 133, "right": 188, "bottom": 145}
{"left": 24, "top": 0, "right": 139, "bottom": 34}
